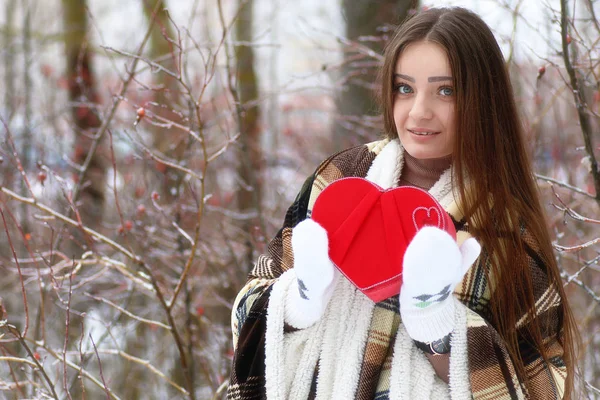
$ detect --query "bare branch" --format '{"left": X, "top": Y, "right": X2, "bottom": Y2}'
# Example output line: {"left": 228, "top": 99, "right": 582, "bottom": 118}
{"left": 535, "top": 174, "right": 595, "bottom": 198}
{"left": 84, "top": 293, "right": 172, "bottom": 330}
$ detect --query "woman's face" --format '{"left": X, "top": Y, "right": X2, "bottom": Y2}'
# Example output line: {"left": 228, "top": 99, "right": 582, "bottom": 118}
{"left": 392, "top": 41, "right": 456, "bottom": 159}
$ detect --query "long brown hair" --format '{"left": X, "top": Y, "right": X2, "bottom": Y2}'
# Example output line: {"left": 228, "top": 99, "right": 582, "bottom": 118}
{"left": 379, "top": 7, "right": 579, "bottom": 397}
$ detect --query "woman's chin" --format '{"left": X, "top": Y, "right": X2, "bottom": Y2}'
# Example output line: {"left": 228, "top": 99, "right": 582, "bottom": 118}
{"left": 401, "top": 145, "right": 450, "bottom": 160}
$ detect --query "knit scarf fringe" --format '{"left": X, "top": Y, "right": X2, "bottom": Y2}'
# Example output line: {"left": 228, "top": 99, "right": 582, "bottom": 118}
{"left": 265, "top": 139, "right": 471, "bottom": 399}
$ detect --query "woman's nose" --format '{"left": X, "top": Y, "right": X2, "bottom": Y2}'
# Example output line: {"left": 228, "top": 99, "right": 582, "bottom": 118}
{"left": 408, "top": 94, "right": 433, "bottom": 120}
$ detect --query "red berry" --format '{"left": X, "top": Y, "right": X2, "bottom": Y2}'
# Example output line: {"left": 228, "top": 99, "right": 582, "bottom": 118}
{"left": 151, "top": 191, "right": 160, "bottom": 201}
{"left": 38, "top": 171, "right": 47, "bottom": 184}
{"left": 34, "top": 352, "right": 41, "bottom": 361}
{"left": 57, "top": 77, "right": 69, "bottom": 89}
{"left": 134, "top": 186, "right": 145, "bottom": 198}
{"left": 155, "top": 161, "right": 167, "bottom": 173}
{"left": 137, "top": 204, "right": 146, "bottom": 216}
{"left": 206, "top": 195, "right": 220, "bottom": 206}
{"left": 40, "top": 65, "right": 53, "bottom": 78}
{"left": 124, "top": 220, "right": 133, "bottom": 231}
{"left": 566, "top": 35, "right": 572, "bottom": 44}
{"left": 538, "top": 66, "right": 546, "bottom": 78}
{"left": 76, "top": 107, "right": 89, "bottom": 119}
{"left": 137, "top": 107, "right": 146, "bottom": 118}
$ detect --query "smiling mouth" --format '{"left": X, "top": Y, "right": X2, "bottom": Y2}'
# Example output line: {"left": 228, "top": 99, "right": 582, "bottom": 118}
{"left": 408, "top": 129, "right": 440, "bottom": 136}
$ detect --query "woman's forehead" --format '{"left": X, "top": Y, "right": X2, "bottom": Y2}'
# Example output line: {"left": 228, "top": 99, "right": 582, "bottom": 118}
{"left": 394, "top": 41, "right": 452, "bottom": 77}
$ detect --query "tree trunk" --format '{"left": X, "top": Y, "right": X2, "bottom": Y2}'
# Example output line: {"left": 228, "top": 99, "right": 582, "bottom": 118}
{"left": 141, "top": 0, "right": 189, "bottom": 203}
{"left": 62, "top": 0, "right": 106, "bottom": 229}
{"left": 335, "top": 0, "right": 417, "bottom": 149}
{"left": 235, "top": 0, "right": 263, "bottom": 270}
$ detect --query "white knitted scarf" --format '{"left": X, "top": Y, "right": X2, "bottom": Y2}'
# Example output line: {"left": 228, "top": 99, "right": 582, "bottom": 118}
{"left": 265, "top": 139, "right": 472, "bottom": 399}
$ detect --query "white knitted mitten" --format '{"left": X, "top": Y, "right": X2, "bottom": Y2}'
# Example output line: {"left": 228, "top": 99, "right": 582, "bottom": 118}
{"left": 284, "top": 219, "right": 340, "bottom": 329}
{"left": 399, "top": 226, "right": 481, "bottom": 342}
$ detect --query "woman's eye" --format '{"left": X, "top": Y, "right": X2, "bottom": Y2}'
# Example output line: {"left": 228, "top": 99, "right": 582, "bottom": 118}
{"left": 396, "top": 84, "right": 413, "bottom": 94}
{"left": 439, "top": 87, "right": 454, "bottom": 96}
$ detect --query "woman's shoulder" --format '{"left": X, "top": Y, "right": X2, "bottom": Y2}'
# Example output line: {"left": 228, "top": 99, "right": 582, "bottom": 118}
{"left": 315, "top": 138, "right": 391, "bottom": 180}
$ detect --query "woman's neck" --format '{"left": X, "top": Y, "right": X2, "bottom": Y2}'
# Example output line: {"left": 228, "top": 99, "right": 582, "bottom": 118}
{"left": 398, "top": 151, "right": 452, "bottom": 190}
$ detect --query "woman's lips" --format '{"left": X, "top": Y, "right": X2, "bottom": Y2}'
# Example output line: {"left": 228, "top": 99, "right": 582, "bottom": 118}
{"left": 408, "top": 129, "right": 440, "bottom": 136}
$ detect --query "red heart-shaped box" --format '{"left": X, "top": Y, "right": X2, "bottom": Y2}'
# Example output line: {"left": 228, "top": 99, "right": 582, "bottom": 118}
{"left": 311, "top": 177, "right": 456, "bottom": 303}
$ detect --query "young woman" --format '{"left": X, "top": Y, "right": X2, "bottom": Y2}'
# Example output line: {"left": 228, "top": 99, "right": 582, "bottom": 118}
{"left": 227, "top": 7, "right": 578, "bottom": 399}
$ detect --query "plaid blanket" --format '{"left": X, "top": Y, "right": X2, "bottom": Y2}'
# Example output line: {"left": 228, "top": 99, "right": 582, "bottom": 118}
{"left": 227, "top": 139, "right": 566, "bottom": 399}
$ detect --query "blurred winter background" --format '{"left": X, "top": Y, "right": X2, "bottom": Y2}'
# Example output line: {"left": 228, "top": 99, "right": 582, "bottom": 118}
{"left": 0, "top": 0, "right": 598, "bottom": 398}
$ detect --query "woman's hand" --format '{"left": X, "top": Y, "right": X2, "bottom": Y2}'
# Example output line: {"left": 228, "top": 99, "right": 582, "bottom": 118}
{"left": 285, "top": 219, "right": 340, "bottom": 329}
{"left": 399, "top": 226, "right": 481, "bottom": 342}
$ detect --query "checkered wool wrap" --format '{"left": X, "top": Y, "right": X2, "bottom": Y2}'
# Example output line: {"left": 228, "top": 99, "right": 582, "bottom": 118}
{"left": 227, "top": 139, "right": 567, "bottom": 399}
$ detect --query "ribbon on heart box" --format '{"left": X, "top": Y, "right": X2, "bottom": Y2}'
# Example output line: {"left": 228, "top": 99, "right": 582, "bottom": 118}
{"left": 311, "top": 177, "right": 456, "bottom": 303}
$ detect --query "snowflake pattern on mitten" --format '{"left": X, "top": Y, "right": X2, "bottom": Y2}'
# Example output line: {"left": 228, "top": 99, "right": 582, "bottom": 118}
{"left": 413, "top": 284, "right": 452, "bottom": 308}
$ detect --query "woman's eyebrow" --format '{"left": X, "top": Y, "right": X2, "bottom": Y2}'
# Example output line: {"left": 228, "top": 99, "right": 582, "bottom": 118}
{"left": 394, "top": 73, "right": 415, "bottom": 82}
{"left": 394, "top": 73, "right": 452, "bottom": 83}
{"left": 428, "top": 76, "right": 452, "bottom": 82}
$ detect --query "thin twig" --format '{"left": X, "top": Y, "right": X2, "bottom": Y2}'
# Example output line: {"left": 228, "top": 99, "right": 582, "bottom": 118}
{"left": 101, "top": 46, "right": 181, "bottom": 79}
{"left": 584, "top": 379, "right": 600, "bottom": 395}
{"left": 84, "top": 293, "right": 171, "bottom": 330}
{"left": 555, "top": 237, "right": 600, "bottom": 253}
{"left": 122, "top": 128, "right": 203, "bottom": 182}
{"left": 0, "top": 356, "right": 37, "bottom": 367}
{"left": 561, "top": 271, "right": 600, "bottom": 303}
{"left": 535, "top": 174, "right": 595, "bottom": 198}
{"left": 107, "top": 129, "right": 134, "bottom": 256}
{"left": 62, "top": 269, "right": 74, "bottom": 400}
{"left": 550, "top": 185, "right": 600, "bottom": 224}
{"left": 89, "top": 335, "right": 111, "bottom": 400}
{"left": 212, "top": 379, "right": 229, "bottom": 400}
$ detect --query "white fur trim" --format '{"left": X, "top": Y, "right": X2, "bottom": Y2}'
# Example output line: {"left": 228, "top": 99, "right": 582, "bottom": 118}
{"left": 265, "top": 270, "right": 293, "bottom": 399}
{"left": 365, "top": 139, "right": 403, "bottom": 189}
{"left": 449, "top": 299, "right": 472, "bottom": 399}
{"left": 389, "top": 324, "right": 450, "bottom": 399}
{"left": 330, "top": 281, "right": 374, "bottom": 398}
{"left": 266, "top": 271, "right": 373, "bottom": 400}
